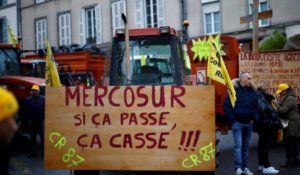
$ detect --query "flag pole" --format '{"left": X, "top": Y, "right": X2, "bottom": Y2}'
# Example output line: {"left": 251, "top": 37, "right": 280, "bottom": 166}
{"left": 121, "top": 13, "right": 131, "bottom": 85}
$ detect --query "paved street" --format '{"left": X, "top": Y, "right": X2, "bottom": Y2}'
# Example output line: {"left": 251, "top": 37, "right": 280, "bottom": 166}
{"left": 9, "top": 131, "right": 300, "bottom": 175}
{"left": 216, "top": 131, "right": 300, "bottom": 175}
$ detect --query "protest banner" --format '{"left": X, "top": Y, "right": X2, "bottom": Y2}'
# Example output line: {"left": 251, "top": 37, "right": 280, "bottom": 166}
{"left": 45, "top": 86, "right": 215, "bottom": 171}
{"left": 239, "top": 51, "right": 300, "bottom": 103}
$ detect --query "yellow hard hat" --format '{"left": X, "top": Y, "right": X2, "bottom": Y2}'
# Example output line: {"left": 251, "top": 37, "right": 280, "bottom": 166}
{"left": 0, "top": 87, "right": 19, "bottom": 122}
{"left": 31, "top": 84, "right": 40, "bottom": 91}
{"left": 276, "top": 83, "right": 289, "bottom": 94}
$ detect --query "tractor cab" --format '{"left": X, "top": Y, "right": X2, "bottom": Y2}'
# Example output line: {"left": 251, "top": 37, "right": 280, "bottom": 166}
{"left": 109, "top": 27, "right": 187, "bottom": 86}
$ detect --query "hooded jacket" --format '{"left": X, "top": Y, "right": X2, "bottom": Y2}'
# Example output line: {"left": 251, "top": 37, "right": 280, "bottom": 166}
{"left": 277, "top": 89, "right": 300, "bottom": 137}
{"left": 255, "top": 92, "right": 282, "bottom": 136}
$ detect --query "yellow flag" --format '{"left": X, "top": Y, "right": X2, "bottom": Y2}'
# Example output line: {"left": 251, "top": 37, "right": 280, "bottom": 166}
{"left": 182, "top": 45, "right": 191, "bottom": 70}
{"left": 220, "top": 56, "right": 236, "bottom": 107}
{"left": 8, "top": 25, "right": 18, "bottom": 47}
{"left": 207, "top": 36, "right": 224, "bottom": 84}
{"left": 45, "top": 38, "right": 61, "bottom": 87}
{"left": 207, "top": 35, "right": 236, "bottom": 107}
{"left": 141, "top": 55, "right": 146, "bottom": 66}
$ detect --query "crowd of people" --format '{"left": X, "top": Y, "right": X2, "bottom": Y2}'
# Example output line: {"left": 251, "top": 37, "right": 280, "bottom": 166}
{"left": 224, "top": 72, "right": 300, "bottom": 175}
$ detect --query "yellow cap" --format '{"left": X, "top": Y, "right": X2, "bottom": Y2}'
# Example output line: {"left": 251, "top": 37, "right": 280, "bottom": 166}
{"left": 276, "top": 83, "right": 289, "bottom": 94}
{"left": 31, "top": 84, "right": 40, "bottom": 91}
{"left": 0, "top": 87, "right": 19, "bottom": 122}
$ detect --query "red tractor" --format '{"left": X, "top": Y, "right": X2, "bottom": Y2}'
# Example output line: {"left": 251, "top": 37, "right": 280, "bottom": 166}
{"left": 0, "top": 44, "right": 45, "bottom": 104}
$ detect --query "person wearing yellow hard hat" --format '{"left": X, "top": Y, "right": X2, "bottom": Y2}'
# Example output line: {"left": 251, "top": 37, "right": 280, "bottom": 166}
{"left": 275, "top": 83, "right": 300, "bottom": 168}
{"left": 0, "top": 87, "right": 19, "bottom": 174}
{"left": 21, "top": 84, "right": 45, "bottom": 158}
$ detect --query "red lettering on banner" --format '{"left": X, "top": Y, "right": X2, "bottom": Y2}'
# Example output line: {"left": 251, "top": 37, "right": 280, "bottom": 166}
{"left": 129, "top": 113, "right": 138, "bottom": 125}
{"left": 77, "top": 134, "right": 102, "bottom": 151}
{"left": 124, "top": 87, "right": 135, "bottom": 107}
{"left": 65, "top": 86, "right": 186, "bottom": 108}
{"left": 74, "top": 112, "right": 86, "bottom": 126}
{"left": 120, "top": 112, "right": 171, "bottom": 126}
{"left": 134, "top": 133, "right": 146, "bottom": 148}
{"left": 91, "top": 135, "right": 102, "bottom": 148}
{"left": 158, "top": 132, "right": 169, "bottom": 149}
{"left": 109, "top": 132, "right": 169, "bottom": 149}
{"left": 146, "top": 132, "right": 157, "bottom": 148}
{"left": 92, "top": 113, "right": 111, "bottom": 128}
{"left": 109, "top": 86, "right": 120, "bottom": 107}
{"left": 171, "top": 86, "right": 186, "bottom": 107}
{"left": 94, "top": 86, "right": 107, "bottom": 106}
{"left": 152, "top": 86, "right": 165, "bottom": 107}
{"left": 123, "top": 134, "right": 133, "bottom": 148}
{"left": 110, "top": 134, "right": 122, "bottom": 148}
{"left": 136, "top": 86, "right": 148, "bottom": 107}
{"left": 65, "top": 86, "right": 80, "bottom": 106}
{"left": 77, "top": 134, "right": 88, "bottom": 151}
{"left": 83, "top": 86, "right": 92, "bottom": 106}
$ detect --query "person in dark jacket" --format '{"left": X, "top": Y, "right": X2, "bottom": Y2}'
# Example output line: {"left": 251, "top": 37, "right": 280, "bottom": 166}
{"left": 256, "top": 83, "right": 282, "bottom": 174}
{"left": 22, "top": 84, "right": 45, "bottom": 157}
{"left": 0, "top": 87, "right": 19, "bottom": 175}
{"left": 275, "top": 83, "right": 300, "bottom": 168}
{"left": 224, "top": 72, "right": 259, "bottom": 175}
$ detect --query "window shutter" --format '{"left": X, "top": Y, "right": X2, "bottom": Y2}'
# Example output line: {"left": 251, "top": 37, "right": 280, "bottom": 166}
{"left": 42, "top": 20, "right": 47, "bottom": 48}
{"left": 157, "top": 0, "right": 165, "bottom": 27}
{"left": 135, "top": 0, "right": 144, "bottom": 28}
{"left": 119, "top": 0, "right": 126, "bottom": 28}
{"left": 95, "top": 5, "right": 102, "bottom": 44}
{"left": 66, "top": 13, "right": 71, "bottom": 45}
{"left": 35, "top": 21, "right": 39, "bottom": 49}
{"left": 78, "top": 10, "right": 86, "bottom": 45}
{"left": 112, "top": 0, "right": 126, "bottom": 35}
{"left": 3, "top": 17, "right": 7, "bottom": 43}
{"left": 59, "top": 15, "right": 64, "bottom": 45}
{"left": 112, "top": 2, "right": 118, "bottom": 35}
{"left": 36, "top": 19, "right": 47, "bottom": 49}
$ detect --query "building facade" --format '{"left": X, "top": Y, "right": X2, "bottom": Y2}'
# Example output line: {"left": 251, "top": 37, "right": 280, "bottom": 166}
{"left": 20, "top": 0, "right": 183, "bottom": 52}
{"left": 18, "top": 0, "right": 300, "bottom": 52}
{"left": 186, "top": 0, "right": 300, "bottom": 50}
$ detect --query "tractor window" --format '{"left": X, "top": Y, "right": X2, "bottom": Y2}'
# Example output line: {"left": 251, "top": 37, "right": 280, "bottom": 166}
{"left": 21, "top": 60, "right": 46, "bottom": 78}
{"left": 112, "top": 37, "right": 175, "bottom": 85}
{"left": 0, "top": 48, "right": 21, "bottom": 76}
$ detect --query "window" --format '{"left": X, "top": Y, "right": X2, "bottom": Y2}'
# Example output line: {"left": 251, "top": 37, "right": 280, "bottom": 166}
{"left": 135, "top": 0, "right": 164, "bottom": 28}
{"left": 58, "top": 13, "right": 71, "bottom": 46}
{"left": 202, "top": 2, "right": 221, "bottom": 34}
{"left": 0, "top": 0, "right": 7, "bottom": 7}
{"left": 36, "top": 0, "right": 45, "bottom": 4}
{"left": 0, "top": 48, "right": 21, "bottom": 76}
{"left": 201, "top": 0, "right": 218, "bottom": 3}
{"left": 112, "top": 0, "right": 126, "bottom": 35}
{"left": 79, "top": 5, "right": 102, "bottom": 45}
{"left": 0, "top": 17, "right": 7, "bottom": 43}
{"left": 86, "top": 8, "right": 96, "bottom": 44}
{"left": 249, "top": 0, "right": 270, "bottom": 27}
{"left": 259, "top": 1, "right": 269, "bottom": 26}
{"left": 111, "top": 36, "right": 175, "bottom": 85}
{"left": 36, "top": 19, "right": 47, "bottom": 49}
